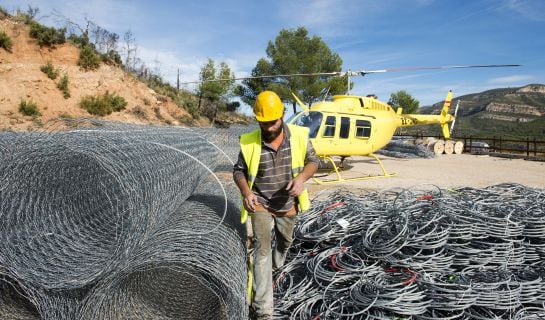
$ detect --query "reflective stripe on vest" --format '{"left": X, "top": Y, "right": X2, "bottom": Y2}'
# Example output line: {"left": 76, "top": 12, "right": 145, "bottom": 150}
{"left": 239, "top": 124, "right": 310, "bottom": 223}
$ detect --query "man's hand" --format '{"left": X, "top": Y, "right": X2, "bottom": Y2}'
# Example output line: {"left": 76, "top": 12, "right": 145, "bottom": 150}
{"left": 286, "top": 177, "right": 305, "bottom": 197}
{"left": 243, "top": 192, "right": 258, "bottom": 212}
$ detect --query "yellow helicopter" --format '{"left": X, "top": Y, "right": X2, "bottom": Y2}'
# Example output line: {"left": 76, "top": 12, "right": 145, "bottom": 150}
{"left": 183, "top": 64, "right": 520, "bottom": 184}
{"left": 287, "top": 89, "right": 454, "bottom": 184}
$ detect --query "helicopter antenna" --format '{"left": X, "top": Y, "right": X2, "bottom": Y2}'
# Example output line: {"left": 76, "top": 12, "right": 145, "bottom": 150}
{"left": 346, "top": 69, "right": 351, "bottom": 95}
{"left": 321, "top": 87, "right": 331, "bottom": 101}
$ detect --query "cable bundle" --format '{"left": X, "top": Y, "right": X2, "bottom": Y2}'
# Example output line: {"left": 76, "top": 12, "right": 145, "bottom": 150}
{"left": 275, "top": 184, "right": 545, "bottom": 319}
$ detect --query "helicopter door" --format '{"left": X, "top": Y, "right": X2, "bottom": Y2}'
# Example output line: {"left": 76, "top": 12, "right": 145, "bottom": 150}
{"left": 323, "top": 115, "right": 336, "bottom": 138}
{"left": 337, "top": 116, "right": 352, "bottom": 156}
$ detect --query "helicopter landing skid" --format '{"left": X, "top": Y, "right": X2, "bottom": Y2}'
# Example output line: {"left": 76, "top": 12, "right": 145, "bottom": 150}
{"left": 312, "top": 154, "right": 396, "bottom": 185}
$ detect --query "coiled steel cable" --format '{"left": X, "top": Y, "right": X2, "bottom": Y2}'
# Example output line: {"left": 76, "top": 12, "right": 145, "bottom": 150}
{"left": 275, "top": 183, "right": 545, "bottom": 319}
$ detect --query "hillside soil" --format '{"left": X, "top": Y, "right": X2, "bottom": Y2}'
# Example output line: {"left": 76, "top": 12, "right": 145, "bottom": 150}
{"left": 0, "top": 19, "right": 190, "bottom": 131}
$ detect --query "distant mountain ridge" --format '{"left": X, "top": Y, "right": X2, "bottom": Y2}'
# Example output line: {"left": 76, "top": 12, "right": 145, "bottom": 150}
{"left": 418, "top": 84, "right": 545, "bottom": 139}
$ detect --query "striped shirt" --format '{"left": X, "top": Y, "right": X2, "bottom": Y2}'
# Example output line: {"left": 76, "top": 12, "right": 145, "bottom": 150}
{"left": 233, "top": 124, "right": 319, "bottom": 213}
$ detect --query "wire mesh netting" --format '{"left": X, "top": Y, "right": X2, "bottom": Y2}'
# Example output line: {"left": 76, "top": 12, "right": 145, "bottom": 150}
{"left": 274, "top": 183, "right": 545, "bottom": 319}
{"left": 0, "top": 119, "right": 248, "bottom": 319}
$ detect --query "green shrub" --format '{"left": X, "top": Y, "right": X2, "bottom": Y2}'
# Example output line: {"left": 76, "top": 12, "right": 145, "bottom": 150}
{"left": 0, "top": 31, "right": 13, "bottom": 51}
{"left": 226, "top": 101, "right": 240, "bottom": 112}
{"left": 78, "top": 44, "right": 100, "bottom": 70}
{"left": 0, "top": 6, "right": 9, "bottom": 18}
{"left": 13, "top": 12, "right": 33, "bottom": 24}
{"left": 130, "top": 105, "right": 147, "bottom": 119}
{"left": 153, "top": 107, "right": 163, "bottom": 120}
{"left": 109, "top": 94, "right": 128, "bottom": 112}
{"left": 67, "top": 33, "right": 89, "bottom": 47}
{"left": 19, "top": 99, "right": 41, "bottom": 116}
{"left": 29, "top": 21, "right": 66, "bottom": 47}
{"left": 101, "top": 50, "right": 123, "bottom": 66}
{"left": 40, "top": 62, "right": 59, "bottom": 80}
{"left": 184, "top": 100, "right": 199, "bottom": 119}
{"left": 80, "top": 92, "right": 127, "bottom": 116}
{"left": 57, "top": 74, "right": 70, "bottom": 98}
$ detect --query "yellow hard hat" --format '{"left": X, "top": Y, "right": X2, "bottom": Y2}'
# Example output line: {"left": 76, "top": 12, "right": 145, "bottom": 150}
{"left": 254, "top": 91, "right": 284, "bottom": 122}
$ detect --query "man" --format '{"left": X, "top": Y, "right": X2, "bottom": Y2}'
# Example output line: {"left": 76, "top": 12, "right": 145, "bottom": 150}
{"left": 233, "top": 91, "right": 319, "bottom": 319}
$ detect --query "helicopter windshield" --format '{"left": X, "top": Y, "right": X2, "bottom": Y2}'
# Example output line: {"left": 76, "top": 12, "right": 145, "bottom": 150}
{"left": 291, "top": 111, "right": 323, "bottom": 138}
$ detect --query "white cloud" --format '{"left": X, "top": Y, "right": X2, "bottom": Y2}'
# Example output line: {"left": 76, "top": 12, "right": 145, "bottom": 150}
{"left": 487, "top": 75, "right": 535, "bottom": 84}
{"left": 505, "top": 0, "right": 545, "bottom": 21}
{"left": 279, "top": 0, "right": 382, "bottom": 36}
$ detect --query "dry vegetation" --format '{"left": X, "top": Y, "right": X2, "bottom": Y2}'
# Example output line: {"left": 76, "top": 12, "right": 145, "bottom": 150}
{"left": 0, "top": 15, "right": 248, "bottom": 131}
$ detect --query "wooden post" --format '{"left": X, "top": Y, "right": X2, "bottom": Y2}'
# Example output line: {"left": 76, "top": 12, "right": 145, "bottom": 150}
{"left": 177, "top": 68, "right": 180, "bottom": 91}
{"left": 492, "top": 136, "right": 496, "bottom": 153}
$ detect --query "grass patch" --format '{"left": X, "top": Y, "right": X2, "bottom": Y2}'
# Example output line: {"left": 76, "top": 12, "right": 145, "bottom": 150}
{"left": 29, "top": 21, "right": 66, "bottom": 47}
{"left": 57, "top": 74, "right": 70, "bottom": 98}
{"left": 40, "top": 62, "right": 59, "bottom": 80}
{"left": 78, "top": 44, "right": 100, "bottom": 70}
{"left": 19, "top": 99, "right": 41, "bottom": 116}
{"left": 130, "top": 105, "right": 148, "bottom": 119}
{"left": 0, "top": 31, "right": 13, "bottom": 51}
{"left": 153, "top": 107, "right": 163, "bottom": 120}
{"left": 80, "top": 92, "right": 127, "bottom": 116}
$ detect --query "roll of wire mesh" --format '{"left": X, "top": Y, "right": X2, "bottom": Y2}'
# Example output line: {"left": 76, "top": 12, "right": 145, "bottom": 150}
{"left": 0, "top": 120, "right": 246, "bottom": 319}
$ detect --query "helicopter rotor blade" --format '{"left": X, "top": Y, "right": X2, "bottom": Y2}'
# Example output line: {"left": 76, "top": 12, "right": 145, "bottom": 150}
{"left": 179, "top": 71, "right": 342, "bottom": 84}
{"left": 354, "top": 64, "right": 521, "bottom": 76}
{"left": 180, "top": 64, "right": 521, "bottom": 84}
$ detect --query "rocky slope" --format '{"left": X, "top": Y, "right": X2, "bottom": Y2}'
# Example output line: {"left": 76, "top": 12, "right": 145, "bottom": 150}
{"left": 420, "top": 84, "right": 545, "bottom": 138}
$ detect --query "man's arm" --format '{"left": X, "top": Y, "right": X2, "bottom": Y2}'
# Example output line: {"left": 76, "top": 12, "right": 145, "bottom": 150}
{"left": 233, "top": 152, "right": 258, "bottom": 212}
{"left": 286, "top": 162, "right": 317, "bottom": 197}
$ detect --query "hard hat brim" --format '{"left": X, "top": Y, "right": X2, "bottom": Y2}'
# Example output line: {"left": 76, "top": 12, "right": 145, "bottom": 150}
{"left": 255, "top": 114, "right": 282, "bottom": 122}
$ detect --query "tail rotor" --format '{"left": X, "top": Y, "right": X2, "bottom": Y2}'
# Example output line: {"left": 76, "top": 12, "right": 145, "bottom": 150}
{"left": 449, "top": 100, "right": 460, "bottom": 136}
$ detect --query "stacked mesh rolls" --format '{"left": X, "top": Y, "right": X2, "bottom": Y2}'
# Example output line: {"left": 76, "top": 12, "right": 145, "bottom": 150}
{"left": 0, "top": 119, "right": 247, "bottom": 319}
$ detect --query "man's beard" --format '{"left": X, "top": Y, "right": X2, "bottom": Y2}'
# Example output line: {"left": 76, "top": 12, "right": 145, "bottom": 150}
{"left": 262, "top": 123, "right": 283, "bottom": 142}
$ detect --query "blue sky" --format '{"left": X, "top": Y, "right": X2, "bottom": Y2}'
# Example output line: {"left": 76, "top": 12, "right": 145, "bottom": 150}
{"left": 3, "top": 0, "right": 545, "bottom": 114}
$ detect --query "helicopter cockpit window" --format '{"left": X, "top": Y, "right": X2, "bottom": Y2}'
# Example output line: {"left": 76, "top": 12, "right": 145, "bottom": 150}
{"left": 323, "top": 116, "right": 336, "bottom": 137}
{"left": 355, "top": 119, "right": 371, "bottom": 138}
{"left": 292, "top": 111, "right": 322, "bottom": 138}
{"left": 340, "top": 117, "right": 350, "bottom": 139}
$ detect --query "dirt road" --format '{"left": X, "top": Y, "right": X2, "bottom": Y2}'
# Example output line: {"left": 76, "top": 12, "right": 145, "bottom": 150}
{"left": 307, "top": 154, "right": 545, "bottom": 196}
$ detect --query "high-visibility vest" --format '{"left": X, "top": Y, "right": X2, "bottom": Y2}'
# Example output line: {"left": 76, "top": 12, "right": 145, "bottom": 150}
{"left": 239, "top": 124, "right": 310, "bottom": 223}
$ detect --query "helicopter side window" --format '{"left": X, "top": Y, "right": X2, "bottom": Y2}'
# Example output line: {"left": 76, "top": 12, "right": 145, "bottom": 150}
{"left": 292, "top": 111, "right": 323, "bottom": 138}
{"left": 323, "top": 116, "right": 336, "bottom": 137}
{"left": 340, "top": 117, "right": 350, "bottom": 139}
{"left": 355, "top": 119, "right": 371, "bottom": 138}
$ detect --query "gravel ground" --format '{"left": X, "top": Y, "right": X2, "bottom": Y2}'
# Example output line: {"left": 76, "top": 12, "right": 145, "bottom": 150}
{"left": 307, "top": 153, "right": 545, "bottom": 196}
